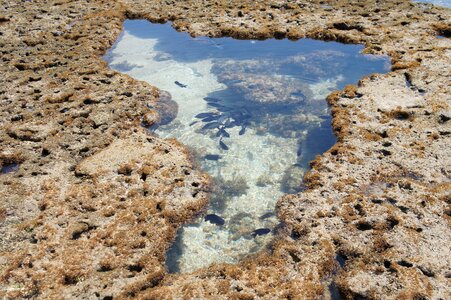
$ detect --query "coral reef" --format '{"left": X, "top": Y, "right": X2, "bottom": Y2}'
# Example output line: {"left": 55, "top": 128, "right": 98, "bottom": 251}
{"left": 0, "top": 0, "right": 449, "bottom": 299}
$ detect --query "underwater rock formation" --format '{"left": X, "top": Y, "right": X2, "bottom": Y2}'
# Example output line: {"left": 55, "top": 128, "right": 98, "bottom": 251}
{"left": 150, "top": 90, "right": 178, "bottom": 126}
{"left": 218, "top": 73, "right": 311, "bottom": 105}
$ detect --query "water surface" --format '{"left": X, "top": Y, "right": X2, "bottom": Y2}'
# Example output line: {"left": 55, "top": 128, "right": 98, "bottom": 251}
{"left": 104, "top": 20, "right": 390, "bottom": 273}
{"left": 413, "top": 0, "right": 451, "bottom": 7}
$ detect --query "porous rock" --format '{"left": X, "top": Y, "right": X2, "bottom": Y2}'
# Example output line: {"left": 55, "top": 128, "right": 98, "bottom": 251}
{"left": 0, "top": 0, "right": 450, "bottom": 299}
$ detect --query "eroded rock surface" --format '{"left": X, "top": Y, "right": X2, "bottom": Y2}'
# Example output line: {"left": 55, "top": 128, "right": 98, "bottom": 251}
{"left": 0, "top": 0, "right": 450, "bottom": 299}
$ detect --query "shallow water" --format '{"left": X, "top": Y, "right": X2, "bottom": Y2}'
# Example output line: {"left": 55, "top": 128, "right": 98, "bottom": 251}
{"left": 413, "top": 0, "right": 451, "bottom": 8}
{"left": 104, "top": 20, "right": 390, "bottom": 273}
{"left": 0, "top": 163, "right": 19, "bottom": 174}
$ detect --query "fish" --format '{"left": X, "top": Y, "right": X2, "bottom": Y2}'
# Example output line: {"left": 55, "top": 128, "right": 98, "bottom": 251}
{"left": 251, "top": 228, "right": 271, "bottom": 237}
{"left": 218, "top": 115, "right": 230, "bottom": 124}
{"left": 202, "top": 122, "right": 219, "bottom": 130}
{"left": 189, "top": 120, "right": 199, "bottom": 126}
{"left": 202, "top": 116, "right": 220, "bottom": 122}
{"left": 203, "top": 97, "right": 221, "bottom": 102}
{"left": 204, "top": 154, "right": 221, "bottom": 161}
{"left": 204, "top": 214, "right": 225, "bottom": 225}
{"left": 174, "top": 81, "right": 187, "bottom": 88}
{"left": 217, "top": 128, "right": 230, "bottom": 138}
{"left": 195, "top": 112, "right": 217, "bottom": 119}
{"left": 259, "top": 212, "right": 275, "bottom": 220}
{"left": 239, "top": 126, "right": 246, "bottom": 135}
{"left": 219, "top": 138, "right": 229, "bottom": 150}
{"left": 219, "top": 106, "right": 234, "bottom": 112}
{"left": 297, "top": 146, "right": 303, "bottom": 157}
{"left": 225, "top": 120, "right": 238, "bottom": 128}
{"left": 207, "top": 102, "right": 225, "bottom": 109}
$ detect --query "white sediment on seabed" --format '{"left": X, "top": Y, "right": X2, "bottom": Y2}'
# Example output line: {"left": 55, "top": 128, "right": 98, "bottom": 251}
{"left": 106, "top": 29, "right": 340, "bottom": 272}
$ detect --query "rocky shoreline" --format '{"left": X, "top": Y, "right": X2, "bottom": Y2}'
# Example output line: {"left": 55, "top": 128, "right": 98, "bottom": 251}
{"left": 0, "top": 0, "right": 449, "bottom": 299}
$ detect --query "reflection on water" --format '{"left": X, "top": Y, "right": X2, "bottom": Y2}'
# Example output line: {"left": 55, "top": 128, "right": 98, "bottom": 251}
{"left": 104, "top": 20, "right": 390, "bottom": 273}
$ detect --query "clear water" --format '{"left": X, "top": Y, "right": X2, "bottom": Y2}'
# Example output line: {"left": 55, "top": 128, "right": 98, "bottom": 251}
{"left": 104, "top": 20, "right": 390, "bottom": 273}
{"left": 413, "top": 0, "right": 451, "bottom": 7}
{"left": 0, "top": 163, "right": 19, "bottom": 174}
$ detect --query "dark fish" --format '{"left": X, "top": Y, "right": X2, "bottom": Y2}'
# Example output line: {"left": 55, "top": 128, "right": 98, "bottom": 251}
{"left": 202, "top": 122, "right": 219, "bottom": 130}
{"left": 219, "top": 106, "right": 234, "bottom": 112}
{"left": 218, "top": 115, "right": 229, "bottom": 124}
{"left": 174, "top": 81, "right": 187, "bottom": 88}
{"left": 202, "top": 116, "right": 220, "bottom": 122}
{"left": 207, "top": 102, "right": 224, "bottom": 108}
{"left": 259, "top": 212, "right": 275, "bottom": 220}
{"left": 319, "top": 115, "right": 331, "bottom": 120}
{"left": 217, "top": 128, "right": 230, "bottom": 138}
{"left": 203, "top": 97, "right": 221, "bottom": 102}
{"left": 204, "top": 154, "right": 221, "bottom": 161}
{"left": 251, "top": 228, "right": 271, "bottom": 237}
{"left": 239, "top": 126, "right": 246, "bottom": 135}
{"left": 195, "top": 112, "right": 217, "bottom": 119}
{"left": 219, "top": 139, "right": 229, "bottom": 150}
{"left": 205, "top": 214, "right": 225, "bottom": 225}
{"left": 297, "top": 146, "right": 302, "bottom": 157}
{"left": 225, "top": 121, "right": 238, "bottom": 128}
{"left": 189, "top": 120, "right": 199, "bottom": 126}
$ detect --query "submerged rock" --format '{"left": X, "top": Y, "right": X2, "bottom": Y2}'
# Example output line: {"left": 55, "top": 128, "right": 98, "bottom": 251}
{"left": 151, "top": 90, "right": 178, "bottom": 126}
{"left": 219, "top": 73, "right": 312, "bottom": 105}
{"left": 280, "top": 164, "right": 306, "bottom": 194}
{"left": 228, "top": 212, "right": 254, "bottom": 240}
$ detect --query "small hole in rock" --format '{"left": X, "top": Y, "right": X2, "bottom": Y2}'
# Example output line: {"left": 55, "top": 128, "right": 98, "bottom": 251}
{"left": 336, "top": 254, "right": 347, "bottom": 267}
{"left": 418, "top": 266, "right": 435, "bottom": 277}
{"left": 41, "top": 148, "right": 50, "bottom": 157}
{"left": 380, "top": 149, "right": 391, "bottom": 156}
{"left": 398, "top": 205, "right": 409, "bottom": 213}
{"left": 63, "top": 275, "right": 78, "bottom": 285}
{"left": 398, "top": 260, "right": 413, "bottom": 268}
{"left": 128, "top": 265, "right": 143, "bottom": 272}
{"left": 98, "top": 265, "right": 112, "bottom": 272}
{"left": 288, "top": 251, "right": 301, "bottom": 263}
{"left": 387, "top": 217, "right": 399, "bottom": 229}
{"left": 356, "top": 221, "right": 372, "bottom": 231}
